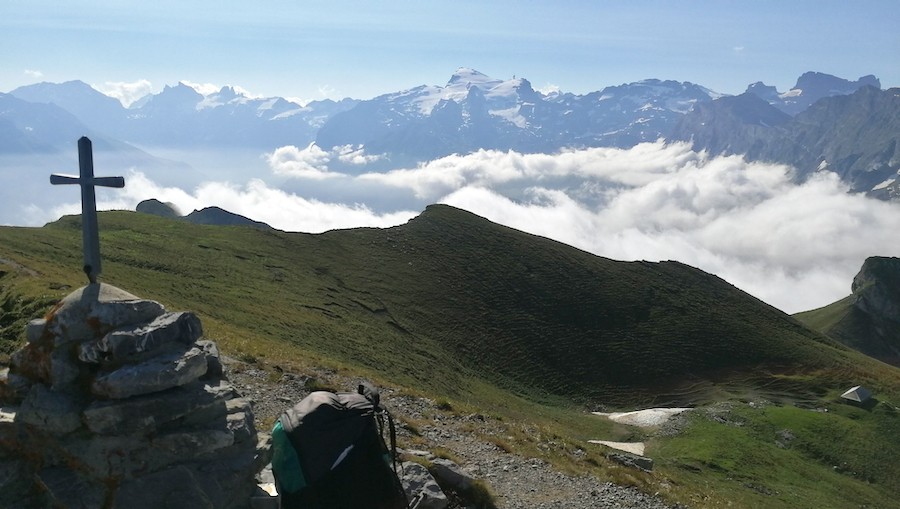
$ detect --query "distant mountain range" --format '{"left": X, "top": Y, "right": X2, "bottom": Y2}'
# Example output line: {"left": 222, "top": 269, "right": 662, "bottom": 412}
{"left": 670, "top": 84, "right": 900, "bottom": 199}
{"left": 744, "top": 72, "right": 881, "bottom": 115}
{"left": 6, "top": 80, "right": 357, "bottom": 150}
{"left": 3, "top": 69, "right": 897, "bottom": 199}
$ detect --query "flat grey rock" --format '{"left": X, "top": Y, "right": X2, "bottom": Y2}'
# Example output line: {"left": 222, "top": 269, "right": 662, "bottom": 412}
{"left": 83, "top": 379, "right": 237, "bottom": 435}
{"left": 79, "top": 311, "right": 203, "bottom": 364}
{"left": 43, "top": 283, "right": 165, "bottom": 344}
{"left": 92, "top": 346, "right": 209, "bottom": 399}
{"left": 17, "top": 384, "right": 83, "bottom": 434}
{"left": 402, "top": 461, "right": 448, "bottom": 509}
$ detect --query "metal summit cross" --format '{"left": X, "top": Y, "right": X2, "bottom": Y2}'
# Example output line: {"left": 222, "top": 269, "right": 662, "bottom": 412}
{"left": 50, "top": 137, "right": 125, "bottom": 284}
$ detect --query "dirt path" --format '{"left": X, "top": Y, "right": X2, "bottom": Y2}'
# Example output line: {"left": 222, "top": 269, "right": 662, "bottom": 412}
{"left": 226, "top": 358, "right": 684, "bottom": 509}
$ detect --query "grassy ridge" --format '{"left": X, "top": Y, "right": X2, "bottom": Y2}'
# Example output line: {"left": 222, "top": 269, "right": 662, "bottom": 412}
{"left": 2, "top": 205, "right": 900, "bottom": 508}
{"left": 0, "top": 206, "right": 888, "bottom": 403}
{"left": 303, "top": 205, "right": 857, "bottom": 404}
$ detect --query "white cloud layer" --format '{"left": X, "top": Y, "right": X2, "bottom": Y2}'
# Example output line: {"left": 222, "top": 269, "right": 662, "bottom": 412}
{"left": 267, "top": 144, "right": 383, "bottom": 179}
{"left": 359, "top": 142, "right": 900, "bottom": 313}
{"left": 48, "top": 171, "right": 416, "bottom": 234}
{"left": 16, "top": 142, "right": 900, "bottom": 315}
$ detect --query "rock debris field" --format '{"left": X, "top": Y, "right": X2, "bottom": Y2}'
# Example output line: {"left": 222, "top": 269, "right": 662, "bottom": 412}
{"left": 229, "top": 359, "right": 685, "bottom": 509}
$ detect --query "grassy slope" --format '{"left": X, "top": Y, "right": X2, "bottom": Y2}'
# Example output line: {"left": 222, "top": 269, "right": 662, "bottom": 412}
{"left": 2, "top": 205, "right": 900, "bottom": 508}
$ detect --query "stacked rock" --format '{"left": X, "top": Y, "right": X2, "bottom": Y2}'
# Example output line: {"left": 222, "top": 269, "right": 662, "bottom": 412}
{"left": 0, "top": 283, "right": 270, "bottom": 509}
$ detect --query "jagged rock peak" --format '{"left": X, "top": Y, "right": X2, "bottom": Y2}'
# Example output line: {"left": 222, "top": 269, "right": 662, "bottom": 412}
{"left": 745, "top": 81, "right": 779, "bottom": 99}
{"left": 794, "top": 71, "right": 881, "bottom": 92}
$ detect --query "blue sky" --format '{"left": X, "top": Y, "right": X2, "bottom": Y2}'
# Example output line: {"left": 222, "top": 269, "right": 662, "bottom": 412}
{"left": 2, "top": 0, "right": 897, "bottom": 102}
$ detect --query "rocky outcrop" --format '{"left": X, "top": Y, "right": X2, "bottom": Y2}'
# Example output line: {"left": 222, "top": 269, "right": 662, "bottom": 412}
{"left": 136, "top": 198, "right": 181, "bottom": 218}
{"left": 801, "top": 257, "right": 900, "bottom": 367}
{"left": 0, "top": 283, "right": 269, "bottom": 509}
{"left": 852, "top": 256, "right": 900, "bottom": 324}
{"left": 135, "top": 199, "right": 274, "bottom": 230}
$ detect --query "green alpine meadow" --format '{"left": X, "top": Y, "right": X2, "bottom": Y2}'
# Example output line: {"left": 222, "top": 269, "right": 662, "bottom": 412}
{"left": 2, "top": 205, "right": 899, "bottom": 508}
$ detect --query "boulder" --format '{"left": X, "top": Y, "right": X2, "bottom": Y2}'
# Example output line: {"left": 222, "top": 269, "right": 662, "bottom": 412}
{"left": 402, "top": 461, "right": 449, "bottom": 509}
{"left": 429, "top": 457, "right": 475, "bottom": 492}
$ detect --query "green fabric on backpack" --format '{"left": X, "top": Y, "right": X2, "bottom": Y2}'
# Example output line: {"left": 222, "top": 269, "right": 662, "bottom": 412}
{"left": 272, "top": 420, "right": 307, "bottom": 494}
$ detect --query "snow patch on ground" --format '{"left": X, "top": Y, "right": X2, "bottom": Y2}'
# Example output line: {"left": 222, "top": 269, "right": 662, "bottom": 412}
{"left": 587, "top": 440, "right": 645, "bottom": 456}
{"left": 592, "top": 407, "right": 692, "bottom": 427}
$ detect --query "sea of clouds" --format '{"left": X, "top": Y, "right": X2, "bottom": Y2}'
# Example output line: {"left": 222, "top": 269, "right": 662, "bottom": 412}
{"left": 8, "top": 141, "right": 900, "bottom": 314}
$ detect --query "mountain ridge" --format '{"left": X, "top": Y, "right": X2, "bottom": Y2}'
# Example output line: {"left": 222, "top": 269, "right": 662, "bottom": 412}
{"left": 0, "top": 203, "right": 862, "bottom": 405}
{"left": 6, "top": 69, "right": 875, "bottom": 159}
{"left": 2, "top": 204, "right": 900, "bottom": 509}
{"left": 745, "top": 72, "right": 881, "bottom": 115}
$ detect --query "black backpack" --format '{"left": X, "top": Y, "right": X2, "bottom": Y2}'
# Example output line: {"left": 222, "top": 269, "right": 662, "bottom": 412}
{"left": 272, "top": 383, "right": 408, "bottom": 509}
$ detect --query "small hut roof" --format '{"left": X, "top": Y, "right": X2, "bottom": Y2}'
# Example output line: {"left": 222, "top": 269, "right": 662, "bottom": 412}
{"left": 840, "top": 385, "right": 872, "bottom": 403}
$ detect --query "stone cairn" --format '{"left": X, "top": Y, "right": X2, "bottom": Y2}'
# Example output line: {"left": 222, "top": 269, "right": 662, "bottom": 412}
{"left": 0, "top": 283, "right": 271, "bottom": 508}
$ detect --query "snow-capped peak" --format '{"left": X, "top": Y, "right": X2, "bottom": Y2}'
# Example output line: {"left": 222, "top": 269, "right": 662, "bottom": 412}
{"left": 447, "top": 67, "right": 496, "bottom": 86}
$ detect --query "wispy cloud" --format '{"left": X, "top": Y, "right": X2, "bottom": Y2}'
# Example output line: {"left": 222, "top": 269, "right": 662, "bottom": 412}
{"left": 267, "top": 143, "right": 384, "bottom": 179}
{"left": 267, "top": 144, "right": 343, "bottom": 180}
{"left": 181, "top": 80, "right": 221, "bottom": 96}
{"left": 96, "top": 79, "right": 153, "bottom": 107}
{"left": 317, "top": 84, "right": 339, "bottom": 99}
{"left": 24, "top": 69, "right": 44, "bottom": 79}
{"left": 537, "top": 83, "right": 561, "bottom": 95}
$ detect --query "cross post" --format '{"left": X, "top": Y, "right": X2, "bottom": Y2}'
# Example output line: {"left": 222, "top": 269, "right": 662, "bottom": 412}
{"left": 50, "top": 137, "right": 125, "bottom": 284}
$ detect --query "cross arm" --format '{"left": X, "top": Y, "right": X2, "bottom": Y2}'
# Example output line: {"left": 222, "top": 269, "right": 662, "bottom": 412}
{"left": 50, "top": 174, "right": 80, "bottom": 185}
{"left": 50, "top": 174, "right": 125, "bottom": 188}
{"left": 93, "top": 177, "right": 125, "bottom": 188}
